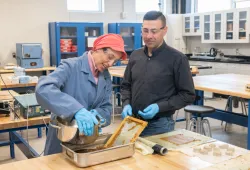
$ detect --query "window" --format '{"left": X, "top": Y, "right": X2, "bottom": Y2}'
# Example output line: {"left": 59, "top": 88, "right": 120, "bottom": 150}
{"left": 136, "top": 0, "right": 163, "bottom": 13}
{"left": 197, "top": 0, "right": 231, "bottom": 13}
{"left": 67, "top": 0, "right": 103, "bottom": 12}
{"left": 234, "top": 0, "right": 250, "bottom": 8}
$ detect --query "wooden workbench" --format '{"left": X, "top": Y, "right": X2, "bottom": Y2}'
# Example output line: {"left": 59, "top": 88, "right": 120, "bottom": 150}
{"left": 0, "top": 73, "right": 36, "bottom": 89}
{"left": 109, "top": 66, "right": 199, "bottom": 78}
{"left": 0, "top": 90, "right": 19, "bottom": 101}
{"left": 0, "top": 150, "right": 212, "bottom": 170}
{"left": 193, "top": 74, "right": 250, "bottom": 99}
{"left": 193, "top": 73, "right": 250, "bottom": 150}
{"left": 0, "top": 66, "right": 56, "bottom": 75}
{"left": 0, "top": 90, "right": 50, "bottom": 130}
{"left": 0, "top": 90, "right": 50, "bottom": 159}
{"left": 0, "top": 114, "right": 50, "bottom": 131}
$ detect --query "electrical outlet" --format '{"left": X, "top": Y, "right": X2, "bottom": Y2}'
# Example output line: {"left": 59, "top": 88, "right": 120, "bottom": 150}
{"left": 12, "top": 52, "right": 16, "bottom": 58}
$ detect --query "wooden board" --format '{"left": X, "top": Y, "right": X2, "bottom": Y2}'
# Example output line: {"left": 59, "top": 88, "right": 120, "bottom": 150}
{"left": 104, "top": 116, "right": 148, "bottom": 148}
{"left": 193, "top": 74, "right": 250, "bottom": 99}
{"left": 0, "top": 90, "right": 19, "bottom": 101}
{"left": 0, "top": 66, "right": 56, "bottom": 74}
{"left": 0, "top": 151, "right": 212, "bottom": 170}
{"left": 109, "top": 66, "right": 199, "bottom": 78}
{"left": 0, "top": 73, "right": 36, "bottom": 89}
{"left": 0, "top": 115, "right": 50, "bottom": 130}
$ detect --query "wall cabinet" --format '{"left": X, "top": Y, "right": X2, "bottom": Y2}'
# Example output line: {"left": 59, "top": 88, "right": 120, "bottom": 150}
{"left": 183, "top": 14, "right": 202, "bottom": 36}
{"left": 108, "top": 23, "right": 142, "bottom": 52}
{"left": 184, "top": 8, "right": 250, "bottom": 43}
{"left": 49, "top": 22, "right": 103, "bottom": 66}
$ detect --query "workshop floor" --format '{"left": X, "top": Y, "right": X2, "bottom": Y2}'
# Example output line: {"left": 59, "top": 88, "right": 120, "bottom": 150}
{"left": 0, "top": 97, "right": 248, "bottom": 165}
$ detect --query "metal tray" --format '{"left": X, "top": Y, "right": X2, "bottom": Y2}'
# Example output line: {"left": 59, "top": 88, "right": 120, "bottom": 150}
{"left": 61, "top": 134, "right": 135, "bottom": 167}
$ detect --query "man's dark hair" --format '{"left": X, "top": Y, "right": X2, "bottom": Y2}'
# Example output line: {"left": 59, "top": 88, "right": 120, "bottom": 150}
{"left": 143, "top": 11, "right": 166, "bottom": 27}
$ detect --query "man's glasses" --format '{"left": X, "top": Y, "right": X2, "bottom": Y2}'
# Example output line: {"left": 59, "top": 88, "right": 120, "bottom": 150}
{"left": 141, "top": 26, "right": 165, "bottom": 35}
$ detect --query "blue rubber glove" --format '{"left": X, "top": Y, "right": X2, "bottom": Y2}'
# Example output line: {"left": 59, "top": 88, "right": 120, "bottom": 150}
{"left": 90, "top": 109, "right": 106, "bottom": 133}
{"left": 121, "top": 104, "right": 132, "bottom": 119}
{"left": 138, "top": 104, "right": 159, "bottom": 120}
{"left": 75, "top": 108, "right": 98, "bottom": 136}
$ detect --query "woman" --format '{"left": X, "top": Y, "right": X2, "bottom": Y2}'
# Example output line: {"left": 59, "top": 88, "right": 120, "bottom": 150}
{"left": 35, "top": 34, "right": 126, "bottom": 155}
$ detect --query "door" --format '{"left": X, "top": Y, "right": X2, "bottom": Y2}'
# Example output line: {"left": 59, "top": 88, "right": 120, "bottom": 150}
{"left": 235, "top": 8, "right": 250, "bottom": 43}
{"left": 202, "top": 13, "right": 213, "bottom": 43}
{"left": 83, "top": 24, "right": 103, "bottom": 52}
{"left": 194, "top": 15, "right": 201, "bottom": 35}
{"left": 224, "top": 10, "right": 236, "bottom": 43}
{"left": 213, "top": 12, "right": 223, "bottom": 42}
{"left": 183, "top": 15, "right": 191, "bottom": 36}
{"left": 57, "top": 23, "right": 79, "bottom": 63}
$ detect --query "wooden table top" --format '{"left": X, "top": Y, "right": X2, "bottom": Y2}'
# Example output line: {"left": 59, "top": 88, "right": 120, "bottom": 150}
{"left": 109, "top": 66, "right": 199, "bottom": 78}
{"left": 0, "top": 73, "right": 36, "bottom": 89}
{"left": 193, "top": 74, "right": 250, "bottom": 99}
{"left": 0, "top": 66, "right": 56, "bottom": 74}
{"left": 0, "top": 90, "right": 19, "bottom": 101}
{"left": 0, "top": 115, "right": 50, "bottom": 131}
{"left": 0, "top": 151, "right": 212, "bottom": 170}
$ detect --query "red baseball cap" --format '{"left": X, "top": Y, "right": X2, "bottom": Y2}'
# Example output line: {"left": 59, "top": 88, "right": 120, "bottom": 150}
{"left": 93, "top": 33, "right": 127, "bottom": 60}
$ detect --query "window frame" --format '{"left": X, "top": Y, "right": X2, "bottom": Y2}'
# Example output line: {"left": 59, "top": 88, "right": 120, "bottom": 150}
{"left": 135, "top": 0, "right": 165, "bottom": 14}
{"left": 233, "top": 0, "right": 250, "bottom": 8}
{"left": 66, "top": 0, "right": 104, "bottom": 13}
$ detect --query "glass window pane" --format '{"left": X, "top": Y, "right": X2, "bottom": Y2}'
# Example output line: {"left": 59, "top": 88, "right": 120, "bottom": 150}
{"left": 67, "top": 0, "right": 102, "bottom": 11}
{"left": 236, "top": 1, "right": 250, "bottom": 8}
{"left": 198, "top": 0, "right": 231, "bottom": 13}
{"left": 136, "top": 0, "right": 159, "bottom": 13}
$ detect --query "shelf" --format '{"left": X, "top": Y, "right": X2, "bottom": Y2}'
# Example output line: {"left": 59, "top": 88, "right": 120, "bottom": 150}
{"left": 60, "top": 36, "right": 77, "bottom": 39}
{"left": 122, "top": 35, "right": 135, "bottom": 38}
{"left": 85, "top": 36, "right": 98, "bottom": 38}
{"left": 61, "top": 52, "right": 78, "bottom": 55}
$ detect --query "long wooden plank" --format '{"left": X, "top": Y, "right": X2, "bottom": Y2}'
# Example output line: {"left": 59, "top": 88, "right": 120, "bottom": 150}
{"left": 193, "top": 74, "right": 250, "bottom": 99}
{"left": 108, "top": 66, "right": 199, "bottom": 78}
{"left": 0, "top": 74, "right": 36, "bottom": 89}
{"left": 0, "top": 115, "right": 50, "bottom": 130}
{"left": 0, "top": 151, "right": 212, "bottom": 170}
{"left": 0, "top": 66, "right": 56, "bottom": 74}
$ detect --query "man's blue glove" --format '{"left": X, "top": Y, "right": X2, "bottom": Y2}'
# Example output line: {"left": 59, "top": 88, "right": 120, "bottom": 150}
{"left": 121, "top": 104, "right": 132, "bottom": 119}
{"left": 90, "top": 109, "right": 105, "bottom": 133}
{"left": 138, "top": 104, "right": 159, "bottom": 120}
{"left": 75, "top": 108, "right": 99, "bottom": 136}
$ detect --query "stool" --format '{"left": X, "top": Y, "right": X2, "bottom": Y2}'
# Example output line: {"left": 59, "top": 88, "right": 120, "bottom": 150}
{"left": 184, "top": 105, "right": 215, "bottom": 137}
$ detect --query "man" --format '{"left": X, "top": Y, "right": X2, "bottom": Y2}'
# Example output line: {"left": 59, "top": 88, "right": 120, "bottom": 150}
{"left": 36, "top": 34, "right": 126, "bottom": 155}
{"left": 121, "top": 11, "right": 195, "bottom": 136}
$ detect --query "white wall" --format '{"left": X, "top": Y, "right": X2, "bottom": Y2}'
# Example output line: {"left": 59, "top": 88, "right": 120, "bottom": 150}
{"left": 186, "top": 37, "right": 250, "bottom": 56}
{"left": 0, "top": 0, "right": 172, "bottom": 67}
